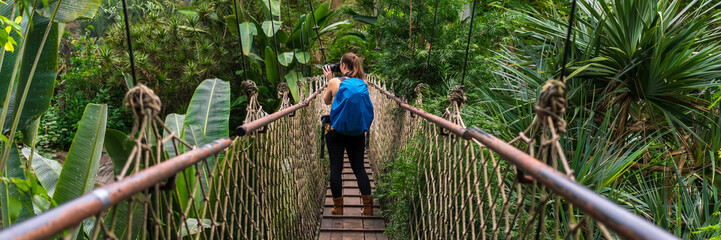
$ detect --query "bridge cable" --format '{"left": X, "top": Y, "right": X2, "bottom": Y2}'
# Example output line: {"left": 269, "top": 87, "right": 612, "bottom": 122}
{"left": 305, "top": 0, "right": 328, "bottom": 64}
{"left": 232, "top": 0, "right": 250, "bottom": 81}
{"left": 425, "top": 0, "right": 440, "bottom": 68}
{"left": 559, "top": 0, "right": 578, "bottom": 83}
{"left": 120, "top": 0, "right": 137, "bottom": 86}
{"left": 267, "top": 0, "right": 284, "bottom": 84}
{"left": 460, "top": 0, "right": 478, "bottom": 86}
{"left": 286, "top": 0, "right": 298, "bottom": 74}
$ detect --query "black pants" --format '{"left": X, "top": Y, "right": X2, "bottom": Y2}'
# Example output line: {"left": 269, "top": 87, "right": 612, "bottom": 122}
{"left": 326, "top": 130, "right": 372, "bottom": 198}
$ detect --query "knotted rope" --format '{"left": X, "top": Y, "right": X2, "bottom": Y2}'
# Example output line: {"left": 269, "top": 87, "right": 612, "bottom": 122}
{"left": 124, "top": 84, "right": 161, "bottom": 138}
{"left": 243, "top": 80, "right": 268, "bottom": 125}
{"left": 535, "top": 79, "right": 567, "bottom": 134}
{"left": 277, "top": 82, "right": 293, "bottom": 110}
{"left": 448, "top": 85, "right": 467, "bottom": 109}
{"left": 414, "top": 83, "right": 427, "bottom": 105}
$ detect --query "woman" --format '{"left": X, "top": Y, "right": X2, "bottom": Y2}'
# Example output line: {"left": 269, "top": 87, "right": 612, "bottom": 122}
{"left": 322, "top": 52, "right": 374, "bottom": 215}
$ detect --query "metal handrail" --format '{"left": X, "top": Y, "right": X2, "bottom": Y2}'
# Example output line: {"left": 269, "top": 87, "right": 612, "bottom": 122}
{"left": 0, "top": 86, "right": 326, "bottom": 240}
{"left": 367, "top": 81, "right": 679, "bottom": 240}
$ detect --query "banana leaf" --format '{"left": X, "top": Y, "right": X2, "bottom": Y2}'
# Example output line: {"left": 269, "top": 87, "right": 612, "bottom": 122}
{"left": 103, "top": 129, "right": 134, "bottom": 177}
{"left": 1, "top": 143, "right": 34, "bottom": 227}
{"left": 36, "top": 0, "right": 103, "bottom": 23}
{"left": 264, "top": 46, "right": 279, "bottom": 83}
{"left": 164, "top": 113, "right": 185, "bottom": 158}
{"left": 284, "top": 70, "right": 302, "bottom": 103}
{"left": 0, "top": 14, "right": 58, "bottom": 132}
{"left": 53, "top": 103, "right": 108, "bottom": 205}
{"left": 23, "top": 148, "right": 61, "bottom": 197}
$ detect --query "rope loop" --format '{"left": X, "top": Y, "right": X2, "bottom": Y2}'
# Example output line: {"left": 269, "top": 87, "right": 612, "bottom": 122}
{"left": 535, "top": 79, "right": 567, "bottom": 133}
{"left": 241, "top": 80, "right": 259, "bottom": 97}
{"left": 124, "top": 84, "right": 161, "bottom": 121}
{"left": 277, "top": 82, "right": 291, "bottom": 99}
{"left": 448, "top": 85, "right": 467, "bottom": 109}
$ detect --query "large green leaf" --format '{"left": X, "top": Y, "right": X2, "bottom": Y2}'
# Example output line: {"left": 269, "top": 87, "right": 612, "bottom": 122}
{"left": 294, "top": 50, "right": 309, "bottom": 64}
{"left": 277, "top": 52, "right": 294, "bottom": 66}
{"left": 320, "top": 20, "right": 352, "bottom": 34}
{"left": 239, "top": 22, "right": 257, "bottom": 56}
{"left": 264, "top": 46, "right": 279, "bottom": 83}
{"left": 0, "top": 14, "right": 58, "bottom": 132}
{"left": 23, "top": 148, "right": 61, "bottom": 197}
{"left": 261, "top": 0, "right": 280, "bottom": 16}
{"left": 178, "top": 124, "right": 207, "bottom": 215}
{"left": 164, "top": 113, "right": 185, "bottom": 158}
{"left": 261, "top": 20, "right": 282, "bottom": 37}
{"left": 105, "top": 199, "right": 143, "bottom": 240}
{"left": 284, "top": 70, "right": 302, "bottom": 103}
{"left": 1, "top": 143, "right": 34, "bottom": 227}
{"left": 182, "top": 79, "right": 230, "bottom": 142}
{"left": 103, "top": 129, "right": 134, "bottom": 177}
{"left": 36, "top": 0, "right": 103, "bottom": 23}
{"left": 53, "top": 104, "right": 107, "bottom": 205}
{"left": 180, "top": 79, "right": 229, "bottom": 212}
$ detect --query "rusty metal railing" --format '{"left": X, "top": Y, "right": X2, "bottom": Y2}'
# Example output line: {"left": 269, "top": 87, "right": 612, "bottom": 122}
{"left": 0, "top": 76, "right": 329, "bottom": 240}
{"left": 365, "top": 75, "right": 678, "bottom": 240}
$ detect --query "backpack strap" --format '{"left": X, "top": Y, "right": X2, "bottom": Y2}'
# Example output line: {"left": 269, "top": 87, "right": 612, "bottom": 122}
{"left": 337, "top": 77, "right": 348, "bottom": 82}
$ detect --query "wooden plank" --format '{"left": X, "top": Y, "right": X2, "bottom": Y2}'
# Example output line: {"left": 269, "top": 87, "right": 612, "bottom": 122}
{"left": 342, "top": 232, "right": 364, "bottom": 240}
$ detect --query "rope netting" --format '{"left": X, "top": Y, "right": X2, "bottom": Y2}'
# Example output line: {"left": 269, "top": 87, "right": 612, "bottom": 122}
{"left": 365, "top": 75, "right": 675, "bottom": 240}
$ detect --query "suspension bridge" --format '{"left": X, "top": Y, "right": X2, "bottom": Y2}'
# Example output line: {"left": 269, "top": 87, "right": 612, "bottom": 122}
{"left": 0, "top": 74, "right": 678, "bottom": 239}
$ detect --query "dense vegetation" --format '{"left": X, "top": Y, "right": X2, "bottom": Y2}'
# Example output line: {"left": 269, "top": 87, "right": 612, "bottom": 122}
{"left": 0, "top": 0, "right": 719, "bottom": 239}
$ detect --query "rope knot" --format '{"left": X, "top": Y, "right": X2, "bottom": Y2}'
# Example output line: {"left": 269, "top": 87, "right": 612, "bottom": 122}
{"left": 124, "top": 84, "right": 161, "bottom": 120}
{"left": 241, "top": 80, "right": 258, "bottom": 97}
{"left": 535, "top": 79, "right": 567, "bottom": 133}
{"left": 448, "top": 85, "right": 467, "bottom": 108}
{"left": 277, "top": 82, "right": 290, "bottom": 99}
{"left": 414, "top": 83, "right": 427, "bottom": 94}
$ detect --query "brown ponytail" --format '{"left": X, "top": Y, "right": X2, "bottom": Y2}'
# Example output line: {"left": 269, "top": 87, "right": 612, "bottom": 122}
{"left": 341, "top": 52, "right": 365, "bottom": 80}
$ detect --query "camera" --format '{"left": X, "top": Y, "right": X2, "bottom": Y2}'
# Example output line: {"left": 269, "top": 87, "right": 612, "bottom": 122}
{"left": 324, "top": 63, "right": 341, "bottom": 73}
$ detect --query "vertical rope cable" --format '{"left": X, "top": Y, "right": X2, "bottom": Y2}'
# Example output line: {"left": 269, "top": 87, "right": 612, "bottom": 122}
{"left": 267, "top": 0, "right": 283, "bottom": 83}
{"left": 425, "top": 0, "right": 440, "bottom": 67}
{"left": 460, "top": 0, "right": 477, "bottom": 86}
{"left": 232, "top": 0, "right": 250, "bottom": 81}
{"left": 120, "top": 0, "right": 137, "bottom": 86}
{"left": 305, "top": 0, "right": 328, "bottom": 64}
{"left": 559, "top": 0, "right": 578, "bottom": 83}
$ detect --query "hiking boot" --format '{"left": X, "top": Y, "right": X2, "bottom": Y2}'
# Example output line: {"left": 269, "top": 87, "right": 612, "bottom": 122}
{"left": 331, "top": 197, "right": 344, "bottom": 215}
{"left": 361, "top": 195, "right": 373, "bottom": 215}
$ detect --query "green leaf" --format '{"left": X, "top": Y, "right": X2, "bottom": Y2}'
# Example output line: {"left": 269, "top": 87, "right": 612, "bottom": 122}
{"left": 261, "top": 0, "right": 280, "bottom": 17}
{"left": 163, "top": 113, "right": 185, "bottom": 158}
{"left": 294, "top": 50, "right": 309, "bottom": 64}
{"left": 264, "top": 46, "right": 279, "bottom": 83}
{"left": 23, "top": 147, "right": 61, "bottom": 197}
{"left": 178, "top": 124, "right": 207, "bottom": 215}
{"left": 261, "top": 20, "right": 282, "bottom": 37}
{"left": 284, "top": 70, "right": 302, "bottom": 103}
{"left": 182, "top": 79, "right": 230, "bottom": 142}
{"left": 238, "top": 22, "right": 257, "bottom": 56}
{"left": 103, "top": 129, "right": 134, "bottom": 177}
{"left": 320, "top": 20, "right": 352, "bottom": 34}
{"left": 106, "top": 199, "right": 143, "bottom": 240}
{"left": 179, "top": 218, "right": 213, "bottom": 237}
{"left": 0, "top": 14, "right": 58, "bottom": 132}
{"left": 1, "top": 143, "right": 34, "bottom": 227}
{"left": 314, "top": 2, "right": 331, "bottom": 24}
{"left": 181, "top": 79, "right": 229, "bottom": 212}
{"left": 36, "top": 0, "right": 102, "bottom": 23}
{"left": 20, "top": 117, "right": 40, "bottom": 147}
{"left": 277, "top": 52, "right": 294, "bottom": 66}
{"left": 53, "top": 104, "right": 107, "bottom": 205}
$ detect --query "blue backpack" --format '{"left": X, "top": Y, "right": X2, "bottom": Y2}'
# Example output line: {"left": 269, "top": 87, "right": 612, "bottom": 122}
{"left": 330, "top": 77, "right": 374, "bottom": 136}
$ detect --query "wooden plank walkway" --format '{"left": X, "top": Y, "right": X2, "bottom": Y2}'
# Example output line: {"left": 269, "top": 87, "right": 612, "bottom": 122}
{"left": 319, "top": 155, "right": 387, "bottom": 240}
